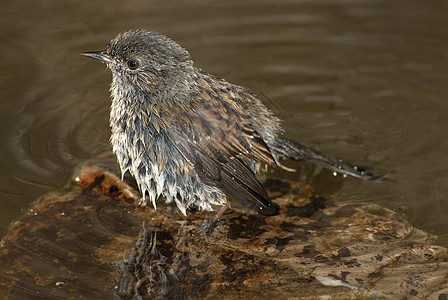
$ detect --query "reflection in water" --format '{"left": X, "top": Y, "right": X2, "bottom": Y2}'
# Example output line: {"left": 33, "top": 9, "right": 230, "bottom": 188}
{"left": 115, "top": 223, "right": 213, "bottom": 299}
{"left": 0, "top": 0, "right": 447, "bottom": 247}
{"left": 115, "top": 227, "right": 170, "bottom": 298}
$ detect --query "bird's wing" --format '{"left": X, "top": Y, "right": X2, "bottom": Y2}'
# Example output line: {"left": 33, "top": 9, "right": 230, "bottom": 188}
{"left": 164, "top": 81, "right": 278, "bottom": 215}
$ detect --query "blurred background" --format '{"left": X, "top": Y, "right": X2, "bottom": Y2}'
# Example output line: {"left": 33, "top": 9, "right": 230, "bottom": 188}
{"left": 0, "top": 0, "right": 447, "bottom": 246}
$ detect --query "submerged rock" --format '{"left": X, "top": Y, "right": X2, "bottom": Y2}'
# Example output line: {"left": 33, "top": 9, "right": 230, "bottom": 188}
{"left": 0, "top": 163, "right": 447, "bottom": 299}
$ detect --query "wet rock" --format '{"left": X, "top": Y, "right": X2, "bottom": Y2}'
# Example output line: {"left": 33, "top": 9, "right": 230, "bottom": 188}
{"left": 0, "top": 163, "right": 447, "bottom": 299}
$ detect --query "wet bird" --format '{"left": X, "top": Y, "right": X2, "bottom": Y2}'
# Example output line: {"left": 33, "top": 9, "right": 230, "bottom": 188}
{"left": 83, "top": 29, "right": 381, "bottom": 217}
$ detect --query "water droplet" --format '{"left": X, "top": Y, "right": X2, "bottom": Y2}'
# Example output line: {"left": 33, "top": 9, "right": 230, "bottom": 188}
{"left": 332, "top": 172, "right": 338, "bottom": 177}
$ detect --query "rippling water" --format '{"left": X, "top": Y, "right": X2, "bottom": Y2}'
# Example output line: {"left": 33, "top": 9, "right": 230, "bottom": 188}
{"left": 1, "top": 0, "right": 447, "bottom": 249}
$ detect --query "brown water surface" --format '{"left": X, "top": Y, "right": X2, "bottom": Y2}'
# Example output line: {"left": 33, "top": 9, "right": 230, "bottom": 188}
{"left": 1, "top": 0, "right": 447, "bottom": 248}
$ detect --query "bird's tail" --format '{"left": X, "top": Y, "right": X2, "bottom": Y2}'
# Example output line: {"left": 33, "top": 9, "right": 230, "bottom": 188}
{"left": 272, "top": 138, "right": 385, "bottom": 181}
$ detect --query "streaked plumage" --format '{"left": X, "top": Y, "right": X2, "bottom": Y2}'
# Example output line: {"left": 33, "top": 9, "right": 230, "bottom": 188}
{"left": 83, "top": 29, "right": 381, "bottom": 216}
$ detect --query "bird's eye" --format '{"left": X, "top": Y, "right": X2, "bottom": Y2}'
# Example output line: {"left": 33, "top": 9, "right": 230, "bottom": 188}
{"left": 127, "top": 59, "right": 139, "bottom": 70}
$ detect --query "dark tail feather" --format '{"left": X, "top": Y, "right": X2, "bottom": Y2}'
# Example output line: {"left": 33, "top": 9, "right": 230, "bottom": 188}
{"left": 273, "top": 138, "right": 385, "bottom": 181}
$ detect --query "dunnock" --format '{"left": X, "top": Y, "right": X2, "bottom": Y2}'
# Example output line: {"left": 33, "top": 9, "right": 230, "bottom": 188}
{"left": 83, "top": 29, "right": 381, "bottom": 216}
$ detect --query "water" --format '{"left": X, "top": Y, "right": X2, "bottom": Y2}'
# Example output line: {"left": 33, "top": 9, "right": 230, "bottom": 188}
{"left": 1, "top": 0, "right": 447, "bottom": 250}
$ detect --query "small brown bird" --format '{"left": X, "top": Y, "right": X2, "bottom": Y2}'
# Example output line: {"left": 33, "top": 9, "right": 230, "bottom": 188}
{"left": 83, "top": 29, "right": 381, "bottom": 216}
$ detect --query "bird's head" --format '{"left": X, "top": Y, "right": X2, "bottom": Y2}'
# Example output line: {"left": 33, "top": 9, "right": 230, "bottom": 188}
{"left": 83, "top": 29, "right": 194, "bottom": 98}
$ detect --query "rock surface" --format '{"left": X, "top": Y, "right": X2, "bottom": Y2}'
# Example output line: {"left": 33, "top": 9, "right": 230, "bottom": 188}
{"left": 0, "top": 163, "right": 447, "bottom": 299}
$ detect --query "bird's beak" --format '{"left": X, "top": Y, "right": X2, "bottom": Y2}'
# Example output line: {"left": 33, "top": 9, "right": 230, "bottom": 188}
{"left": 82, "top": 51, "right": 113, "bottom": 64}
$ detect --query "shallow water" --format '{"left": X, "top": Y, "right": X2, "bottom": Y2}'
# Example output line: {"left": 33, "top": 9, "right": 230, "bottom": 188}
{"left": 1, "top": 0, "right": 447, "bottom": 252}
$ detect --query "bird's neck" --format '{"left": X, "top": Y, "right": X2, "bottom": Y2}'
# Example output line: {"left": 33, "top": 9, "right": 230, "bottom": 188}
{"left": 109, "top": 71, "right": 196, "bottom": 137}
